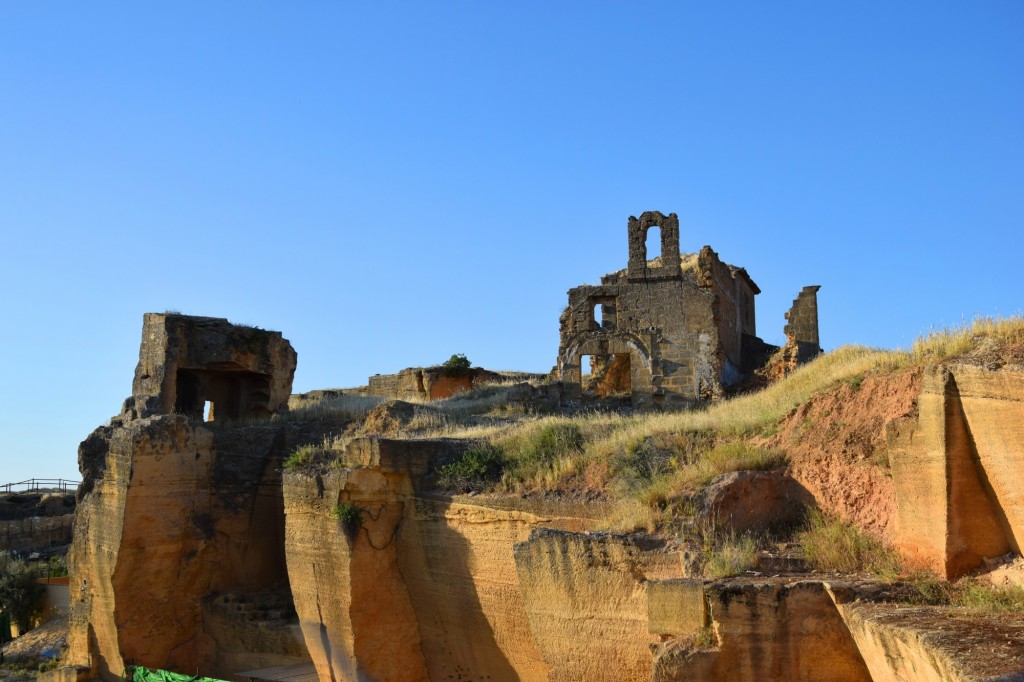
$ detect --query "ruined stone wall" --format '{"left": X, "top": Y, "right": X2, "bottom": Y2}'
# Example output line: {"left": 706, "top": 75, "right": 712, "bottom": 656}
{"left": 365, "top": 367, "right": 502, "bottom": 401}
{"left": 784, "top": 285, "right": 822, "bottom": 353}
{"left": 558, "top": 210, "right": 771, "bottom": 403}
{"left": 366, "top": 368, "right": 425, "bottom": 401}
{"left": 558, "top": 277, "right": 721, "bottom": 403}
{"left": 626, "top": 211, "right": 681, "bottom": 281}
{"left": 696, "top": 246, "right": 748, "bottom": 376}
{"left": 126, "top": 313, "right": 297, "bottom": 420}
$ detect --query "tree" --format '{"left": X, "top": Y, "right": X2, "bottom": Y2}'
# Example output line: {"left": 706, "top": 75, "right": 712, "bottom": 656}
{"left": 441, "top": 354, "right": 472, "bottom": 376}
{"left": 0, "top": 554, "right": 44, "bottom": 633}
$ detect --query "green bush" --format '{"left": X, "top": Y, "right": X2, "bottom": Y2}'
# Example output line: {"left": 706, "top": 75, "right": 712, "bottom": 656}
{"left": 497, "top": 420, "right": 587, "bottom": 489}
{"left": 284, "top": 445, "right": 318, "bottom": 470}
{"left": 0, "top": 554, "right": 44, "bottom": 631}
{"left": 613, "top": 436, "right": 673, "bottom": 489}
{"left": 441, "top": 353, "right": 472, "bottom": 376}
{"left": 438, "top": 445, "right": 505, "bottom": 490}
{"left": 331, "top": 502, "right": 362, "bottom": 536}
{"left": 519, "top": 423, "right": 584, "bottom": 465}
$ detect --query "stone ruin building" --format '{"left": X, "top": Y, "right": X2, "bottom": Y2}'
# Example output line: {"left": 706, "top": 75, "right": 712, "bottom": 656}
{"left": 557, "top": 211, "right": 821, "bottom": 404}
{"left": 121, "top": 313, "right": 297, "bottom": 422}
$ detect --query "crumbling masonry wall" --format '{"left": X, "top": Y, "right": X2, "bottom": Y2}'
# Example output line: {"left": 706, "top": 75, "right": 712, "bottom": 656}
{"left": 124, "top": 313, "right": 296, "bottom": 421}
{"left": 557, "top": 211, "right": 763, "bottom": 404}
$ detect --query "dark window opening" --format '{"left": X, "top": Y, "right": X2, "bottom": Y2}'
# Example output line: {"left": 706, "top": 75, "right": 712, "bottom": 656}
{"left": 174, "top": 368, "right": 273, "bottom": 421}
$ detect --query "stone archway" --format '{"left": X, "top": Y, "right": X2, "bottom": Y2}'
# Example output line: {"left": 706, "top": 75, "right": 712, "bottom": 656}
{"left": 560, "top": 333, "right": 654, "bottom": 401}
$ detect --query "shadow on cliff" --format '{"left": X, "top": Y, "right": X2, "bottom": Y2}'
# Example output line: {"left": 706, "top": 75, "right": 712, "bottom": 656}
{"left": 397, "top": 494, "right": 521, "bottom": 680}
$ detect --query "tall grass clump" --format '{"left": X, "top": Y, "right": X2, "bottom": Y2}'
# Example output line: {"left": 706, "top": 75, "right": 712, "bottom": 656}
{"left": 286, "top": 392, "right": 383, "bottom": 422}
{"left": 954, "top": 580, "right": 1024, "bottom": 613}
{"left": 283, "top": 434, "right": 346, "bottom": 471}
{"left": 703, "top": 532, "right": 759, "bottom": 579}
{"left": 437, "top": 444, "right": 505, "bottom": 491}
{"left": 498, "top": 419, "right": 586, "bottom": 489}
{"left": 798, "top": 509, "right": 901, "bottom": 579}
{"left": 690, "top": 441, "right": 788, "bottom": 486}
{"left": 909, "top": 315, "right": 1024, "bottom": 364}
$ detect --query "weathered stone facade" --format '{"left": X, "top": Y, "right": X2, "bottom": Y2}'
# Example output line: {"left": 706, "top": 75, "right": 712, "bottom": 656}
{"left": 558, "top": 211, "right": 815, "bottom": 404}
{"left": 122, "top": 313, "right": 296, "bottom": 422}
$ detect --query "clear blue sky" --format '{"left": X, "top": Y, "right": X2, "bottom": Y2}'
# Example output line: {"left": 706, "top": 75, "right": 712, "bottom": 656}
{"left": 1, "top": 3, "right": 1021, "bottom": 483}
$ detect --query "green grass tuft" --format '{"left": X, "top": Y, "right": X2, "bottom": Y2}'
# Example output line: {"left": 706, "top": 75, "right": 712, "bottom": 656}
{"left": 438, "top": 445, "right": 505, "bottom": 490}
{"left": 798, "top": 509, "right": 901, "bottom": 579}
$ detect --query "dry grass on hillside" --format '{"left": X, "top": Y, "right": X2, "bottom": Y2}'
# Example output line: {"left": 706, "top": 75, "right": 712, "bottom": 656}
{"left": 284, "top": 316, "right": 1024, "bottom": 523}
{"left": 425, "top": 315, "right": 1024, "bottom": 529}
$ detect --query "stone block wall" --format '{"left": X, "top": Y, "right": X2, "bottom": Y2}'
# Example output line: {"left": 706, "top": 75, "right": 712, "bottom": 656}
{"left": 125, "top": 313, "right": 297, "bottom": 421}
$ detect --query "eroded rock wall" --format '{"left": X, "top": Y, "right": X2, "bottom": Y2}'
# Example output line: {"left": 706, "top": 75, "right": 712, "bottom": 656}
{"left": 513, "top": 529, "right": 681, "bottom": 682}
{"left": 0, "top": 514, "right": 74, "bottom": 552}
{"left": 282, "top": 438, "right": 611, "bottom": 681}
{"left": 284, "top": 467, "right": 427, "bottom": 682}
{"left": 68, "top": 417, "right": 297, "bottom": 678}
{"left": 892, "top": 364, "right": 1024, "bottom": 577}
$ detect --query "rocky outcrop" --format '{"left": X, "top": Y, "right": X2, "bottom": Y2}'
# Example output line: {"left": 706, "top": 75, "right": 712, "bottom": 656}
{"left": 833, "top": 590, "right": 1024, "bottom": 682}
{"left": 892, "top": 364, "right": 1024, "bottom": 578}
{"left": 282, "top": 438, "right": 611, "bottom": 682}
{"left": 698, "top": 469, "right": 813, "bottom": 535}
{"left": 64, "top": 315, "right": 305, "bottom": 680}
{"left": 67, "top": 416, "right": 302, "bottom": 678}
{"left": 513, "top": 529, "right": 681, "bottom": 682}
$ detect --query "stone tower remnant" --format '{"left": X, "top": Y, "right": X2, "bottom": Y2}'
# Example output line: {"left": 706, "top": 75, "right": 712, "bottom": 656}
{"left": 556, "top": 211, "right": 821, "bottom": 404}
{"left": 121, "top": 313, "right": 297, "bottom": 422}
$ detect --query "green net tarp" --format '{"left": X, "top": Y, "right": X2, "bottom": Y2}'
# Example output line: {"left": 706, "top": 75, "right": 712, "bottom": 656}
{"left": 128, "top": 666, "right": 226, "bottom": 682}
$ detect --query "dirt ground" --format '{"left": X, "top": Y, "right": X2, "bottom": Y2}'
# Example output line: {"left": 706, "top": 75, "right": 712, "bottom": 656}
{"left": 0, "top": 614, "right": 67, "bottom": 677}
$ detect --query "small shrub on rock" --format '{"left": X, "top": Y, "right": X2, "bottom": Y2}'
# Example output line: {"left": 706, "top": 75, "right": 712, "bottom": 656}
{"left": 441, "top": 354, "right": 472, "bottom": 376}
{"left": 331, "top": 502, "right": 362, "bottom": 536}
{"left": 438, "top": 445, "right": 505, "bottom": 491}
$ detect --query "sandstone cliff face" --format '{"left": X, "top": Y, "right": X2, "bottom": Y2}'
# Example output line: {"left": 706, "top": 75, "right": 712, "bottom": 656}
{"left": 892, "top": 364, "right": 1024, "bottom": 578}
{"left": 513, "top": 529, "right": 681, "bottom": 682}
{"left": 68, "top": 416, "right": 301, "bottom": 678}
{"left": 283, "top": 467, "right": 428, "bottom": 682}
{"left": 65, "top": 314, "right": 1024, "bottom": 681}
{"left": 282, "top": 438, "right": 615, "bottom": 682}
{"left": 65, "top": 314, "right": 305, "bottom": 680}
